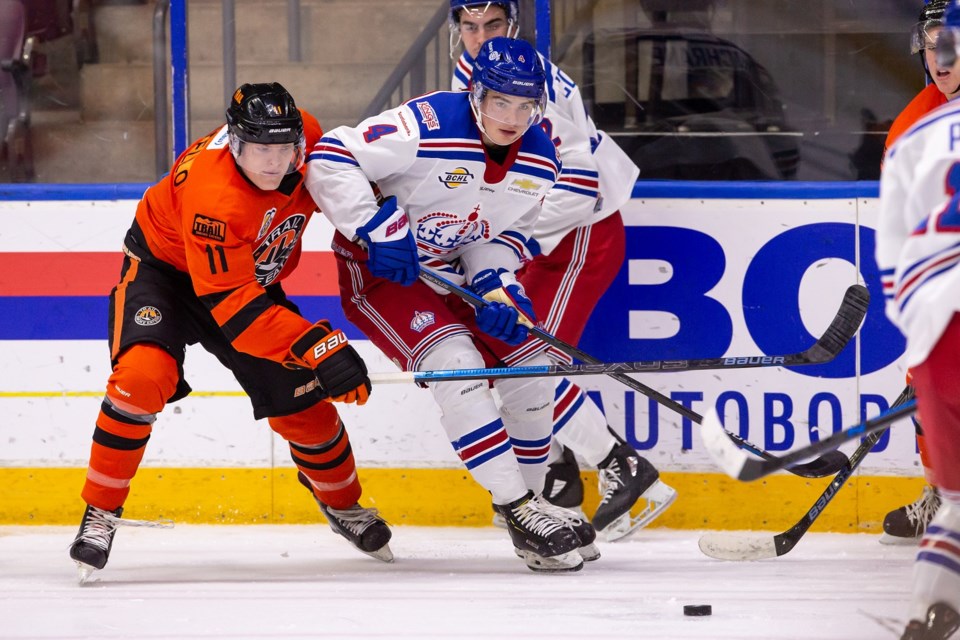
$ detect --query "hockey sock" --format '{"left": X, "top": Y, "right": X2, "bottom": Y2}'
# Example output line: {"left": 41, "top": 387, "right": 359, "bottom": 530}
{"left": 551, "top": 378, "right": 618, "bottom": 466}
{"left": 81, "top": 344, "right": 177, "bottom": 510}
{"left": 496, "top": 353, "right": 555, "bottom": 494}
{"left": 422, "top": 337, "right": 527, "bottom": 505}
{"left": 270, "top": 403, "right": 361, "bottom": 509}
{"left": 907, "top": 496, "right": 960, "bottom": 621}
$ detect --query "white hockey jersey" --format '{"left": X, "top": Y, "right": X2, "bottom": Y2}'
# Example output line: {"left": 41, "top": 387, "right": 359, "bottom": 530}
{"left": 454, "top": 50, "right": 639, "bottom": 254}
{"left": 877, "top": 100, "right": 960, "bottom": 367}
{"left": 305, "top": 90, "right": 560, "bottom": 283}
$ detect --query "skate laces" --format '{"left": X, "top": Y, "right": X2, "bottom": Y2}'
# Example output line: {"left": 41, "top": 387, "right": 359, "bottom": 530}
{"left": 75, "top": 507, "right": 119, "bottom": 551}
{"left": 324, "top": 505, "right": 383, "bottom": 536}
{"left": 536, "top": 498, "right": 586, "bottom": 528}
{"left": 905, "top": 486, "right": 941, "bottom": 528}
{"left": 598, "top": 461, "right": 625, "bottom": 507}
{"left": 76, "top": 506, "right": 174, "bottom": 550}
{"left": 511, "top": 496, "right": 567, "bottom": 536}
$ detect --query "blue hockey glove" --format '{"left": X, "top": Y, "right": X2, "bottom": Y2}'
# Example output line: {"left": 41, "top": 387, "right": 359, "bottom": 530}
{"left": 469, "top": 268, "right": 537, "bottom": 345}
{"left": 356, "top": 196, "right": 419, "bottom": 286}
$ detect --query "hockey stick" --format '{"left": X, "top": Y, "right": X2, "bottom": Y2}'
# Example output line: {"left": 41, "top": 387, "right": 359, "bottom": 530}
{"left": 418, "top": 268, "right": 853, "bottom": 479}
{"left": 700, "top": 395, "right": 917, "bottom": 482}
{"left": 698, "top": 385, "right": 915, "bottom": 560}
{"left": 370, "top": 281, "right": 867, "bottom": 383}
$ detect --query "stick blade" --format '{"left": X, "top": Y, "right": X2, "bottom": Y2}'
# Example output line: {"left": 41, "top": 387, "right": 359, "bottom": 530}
{"left": 698, "top": 532, "right": 778, "bottom": 561}
{"left": 785, "top": 449, "right": 849, "bottom": 478}
{"left": 700, "top": 408, "right": 751, "bottom": 479}
{"left": 806, "top": 283, "right": 871, "bottom": 362}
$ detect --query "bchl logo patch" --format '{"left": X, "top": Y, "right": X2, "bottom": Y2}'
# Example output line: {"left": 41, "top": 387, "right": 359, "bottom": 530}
{"left": 410, "top": 310, "right": 436, "bottom": 332}
{"left": 192, "top": 214, "right": 226, "bottom": 242}
{"left": 438, "top": 167, "right": 474, "bottom": 189}
{"left": 134, "top": 306, "right": 162, "bottom": 326}
{"left": 416, "top": 101, "right": 440, "bottom": 131}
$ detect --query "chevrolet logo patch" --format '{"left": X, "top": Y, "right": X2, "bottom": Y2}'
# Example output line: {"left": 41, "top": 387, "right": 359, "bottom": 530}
{"left": 511, "top": 178, "right": 541, "bottom": 191}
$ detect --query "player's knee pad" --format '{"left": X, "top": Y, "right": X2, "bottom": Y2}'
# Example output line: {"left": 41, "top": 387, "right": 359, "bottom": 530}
{"left": 269, "top": 401, "right": 342, "bottom": 446}
{"left": 495, "top": 352, "right": 554, "bottom": 424}
{"left": 420, "top": 337, "right": 493, "bottom": 414}
{"left": 105, "top": 343, "right": 179, "bottom": 419}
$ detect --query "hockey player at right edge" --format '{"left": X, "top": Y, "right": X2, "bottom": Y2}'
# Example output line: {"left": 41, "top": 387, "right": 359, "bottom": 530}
{"left": 877, "top": 2, "right": 960, "bottom": 637}
{"left": 448, "top": 0, "right": 676, "bottom": 540}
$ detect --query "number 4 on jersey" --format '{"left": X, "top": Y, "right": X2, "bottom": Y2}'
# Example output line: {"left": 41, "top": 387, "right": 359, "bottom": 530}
{"left": 363, "top": 124, "right": 398, "bottom": 144}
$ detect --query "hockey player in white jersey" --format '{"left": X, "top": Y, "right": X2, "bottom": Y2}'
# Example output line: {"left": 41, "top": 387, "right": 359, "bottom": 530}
{"left": 877, "top": 3, "right": 960, "bottom": 637}
{"left": 449, "top": 0, "right": 676, "bottom": 540}
{"left": 306, "top": 37, "right": 597, "bottom": 573}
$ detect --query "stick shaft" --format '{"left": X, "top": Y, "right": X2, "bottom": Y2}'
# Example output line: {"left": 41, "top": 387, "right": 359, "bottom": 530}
{"left": 418, "top": 268, "right": 852, "bottom": 479}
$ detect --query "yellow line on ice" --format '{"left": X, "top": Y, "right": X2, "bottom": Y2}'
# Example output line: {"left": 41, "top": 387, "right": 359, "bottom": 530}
{"left": 0, "top": 391, "right": 247, "bottom": 398}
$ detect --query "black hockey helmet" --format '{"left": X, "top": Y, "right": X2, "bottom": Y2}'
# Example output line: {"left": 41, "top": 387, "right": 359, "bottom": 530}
{"left": 225, "top": 82, "right": 305, "bottom": 173}
{"left": 912, "top": 0, "right": 948, "bottom": 54}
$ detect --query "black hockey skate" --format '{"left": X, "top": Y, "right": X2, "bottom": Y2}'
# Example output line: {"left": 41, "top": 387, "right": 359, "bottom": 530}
{"left": 69, "top": 505, "right": 123, "bottom": 582}
{"left": 494, "top": 491, "right": 583, "bottom": 573}
{"left": 491, "top": 446, "right": 585, "bottom": 529}
{"left": 900, "top": 602, "right": 960, "bottom": 640}
{"left": 537, "top": 498, "right": 600, "bottom": 562}
{"left": 318, "top": 502, "right": 394, "bottom": 563}
{"left": 592, "top": 441, "right": 677, "bottom": 542}
{"left": 543, "top": 446, "right": 586, "bottom": 514}
{"left": 881, "top": 486, "right": 941, "bottom": 545}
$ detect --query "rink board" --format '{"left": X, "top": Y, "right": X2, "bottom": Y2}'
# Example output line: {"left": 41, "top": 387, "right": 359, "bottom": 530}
{"left": 0, "top": 181, "right": 920, "bottom": 528}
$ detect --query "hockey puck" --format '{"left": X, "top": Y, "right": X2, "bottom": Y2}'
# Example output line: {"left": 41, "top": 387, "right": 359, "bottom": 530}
{"left": 683, "top": 604, "right": 712, "bottom": 617}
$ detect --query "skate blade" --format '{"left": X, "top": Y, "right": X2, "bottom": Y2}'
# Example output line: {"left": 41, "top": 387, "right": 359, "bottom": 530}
{"left": 879, "top": 532, "right": 922, "bottom": 546}
{"left": 600, "top": 481, "right": 678, "bottom": 542}
{"left": 518, "top": 549, "right": 583, "bottom": 573}
{"left": 75, "top": 562, "right": 98, "bottom": 584}
{"left": 362, "top": 543, "right": 395, "bottom": 563}
{"left": 578, "top": 542, "right": 601, "bottom": 562}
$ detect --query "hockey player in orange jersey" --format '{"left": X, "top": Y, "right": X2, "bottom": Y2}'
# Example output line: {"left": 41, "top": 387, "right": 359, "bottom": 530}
{"left": 68, "top": 83, "right": 392, "bottom": 582}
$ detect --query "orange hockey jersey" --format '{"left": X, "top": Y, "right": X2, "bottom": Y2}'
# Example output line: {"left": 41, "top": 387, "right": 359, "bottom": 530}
{"left": 125, "top": 109, "right": 324, "bottom": 364}
{"left": 884, "top": 84, "right": 948, "bottom": 162}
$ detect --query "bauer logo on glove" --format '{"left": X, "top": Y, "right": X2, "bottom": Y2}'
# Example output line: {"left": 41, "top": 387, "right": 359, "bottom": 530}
{"left": 312, "top": 331, "right": 349, "bottom": 360}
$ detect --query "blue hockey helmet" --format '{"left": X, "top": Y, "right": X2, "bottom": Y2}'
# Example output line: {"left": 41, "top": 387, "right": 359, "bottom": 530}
{"left": 935, "top": 0, "right": 960, "bottom": 69}
{"left": 448, "top": 1, "right": 519, "bottom": 53}
{"left": 448, "top": 1, "right": 519, "bottom": 31}
{"left": 469, "top": 37, "right": 547, "bottom": 135}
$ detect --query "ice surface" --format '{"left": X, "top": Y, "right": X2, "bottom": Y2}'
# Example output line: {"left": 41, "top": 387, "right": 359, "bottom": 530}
{"left": 0, "top": 525, "right": 915, "bottom": 639}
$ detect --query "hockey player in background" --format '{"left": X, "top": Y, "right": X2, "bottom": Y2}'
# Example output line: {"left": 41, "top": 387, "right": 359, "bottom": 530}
{"left": 69, "top": 83, "right": 393, "bottom": 581}
{"left": 447, "top": 0, "right": 676, "bottom": 541}
{"left": 877, "top": 3, "right": 960, "bottom": 636}
{"left": 878, "top": 0, "right": 960, "bottom": 545}
{"left": 307, "top": 37, "right": 595, "bottom": 573}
